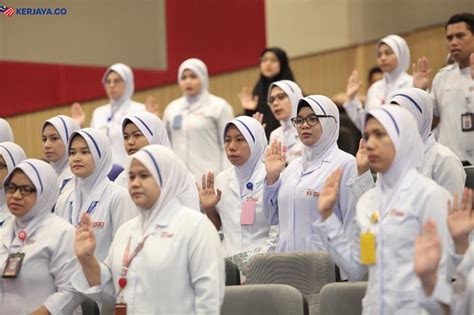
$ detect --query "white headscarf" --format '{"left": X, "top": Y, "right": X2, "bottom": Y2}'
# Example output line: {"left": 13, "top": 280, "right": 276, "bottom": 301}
{"left": 365, "top": 105, "right": 424, "bottom": 212}
{"left": 125, "top": 145, "right": 195, "bottom": 236}
{"left": 0, "top": 142, "right": 27, "bottom": 222}
{"left": 377, "top": 34, "right": 411, "bottom": 82}
{"left": 122, "top": 112, "right": 171, "bottom": 148}
{"left": 224, "top": 116, "right": 267, "bottom": 192}
{"left": 390, "top": 88, "right": 433, "bottom": 143}
{"left": 0, "top": 118, "right": 14, "bottom": 142}
{"left": 177, "top": 58, "right": 209, "bottom": 104}
{"left": 42, "top": 115, "right": 81, "bottom": 176}
{"left": 3, "top": 159, "right": 58, "bottom": 244}
{"left": 297, "top": 95, "right": 340, "bottom": 171}
{"left": 68, "top": 128, "right": 112, "bottom": 224}
{"left": 102, "top": 63, "right": 135, "bottom": 107}
{"left": 268, "top": 80, "right": 303, "bottom": 144}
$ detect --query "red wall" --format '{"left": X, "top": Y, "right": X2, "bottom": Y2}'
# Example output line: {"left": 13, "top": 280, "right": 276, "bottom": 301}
{"left": 0, "top": 0, "right": 266, "bottom": 117}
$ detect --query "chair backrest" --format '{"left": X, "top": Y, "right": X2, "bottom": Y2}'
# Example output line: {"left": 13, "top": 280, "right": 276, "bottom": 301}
{"left": 221, "top": 284, "right": 308, "bottom": 315}
{"left": 245, "top": 251, "right": 335, "bottom": 315}
{"left": 319, "top": 282, "right": 367, "bottom": 315}
{"left": 225, "top": 258, "right": 241, "bottom": 286}
{"left": 465, "top": 166, "right": 474, "bottom": 189}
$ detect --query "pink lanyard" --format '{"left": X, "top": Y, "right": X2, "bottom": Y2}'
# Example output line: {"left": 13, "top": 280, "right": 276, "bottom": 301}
{"left": 116, "top": 235, "right": 149, "bottom": 301}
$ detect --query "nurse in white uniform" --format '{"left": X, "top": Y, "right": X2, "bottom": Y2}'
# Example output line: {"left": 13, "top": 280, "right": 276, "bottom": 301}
{"left": 0, "top": 142, "right": 26, "bottom": 226}
{"left": 163, "top": 58, "right": 234, "bottom": 180}
{"left": 0, "top": 118, "right": 14, "bottom": 142}
{"left": 73, "top": 145, "right": 225, "bottom": 314}
{"left": 74, "top": 63, "right": 146, "bottom": 167}
{"left": 0, "top": 159, "right": 82, "bottom": 314}
{"left": 115, "top": 111, "right": 200, "bottom": 211}
{"left": 267, "top": 80, "right": 304, "bottom": 164}
{"left": 316, "top": 105, "right": 452, "bottom": 314}
{"left": 55, "top": 128, "right": 137, "bottom": 261}
{"left": 390, "top": 88, "right": 466, "bottom": 197}
{"left": 200, "top": 116, "right": 276, "bottom": 257}
{"left": 264, "top": 95, "right": 357, "bottom": 252}
{"left": 42, "top": 115, "right": 81, "bottom": 194}
{"left": 344, "top": 34, "right": 413, "bottom": 130}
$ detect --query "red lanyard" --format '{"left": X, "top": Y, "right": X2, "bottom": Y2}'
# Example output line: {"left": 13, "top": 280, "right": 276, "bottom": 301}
{"left": 116, "top": 235, "right": 149, "bottom": 300}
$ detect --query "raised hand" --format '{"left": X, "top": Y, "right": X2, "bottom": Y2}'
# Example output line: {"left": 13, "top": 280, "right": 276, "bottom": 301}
{"left": 346, "top": 70, "right": 361, "bottom": 101}
{"left": 447, "top": 188, "right": 473, "bottom": 254}
{"left": 198, "top": 172, "right": 222, "bottom": 211}
{"left": 252, "top": 112, "right": 266, "bottom": 129}
{"left": 414, "top": 219, "right": 441, "bottom": 296}
{"left": 238, "top": 86, "right": 259, "bottom": 111}
{"left": 145, "top": 95, "right": 161, "bottom": 117}
{"left": 412, "top": 56, "right": 432, "bottom": 90}
{"left": 71, "top": 102, "right": 86, "bottom": 127}
{"left": 264, "top": 140, "right": 286, "bottom": 185}
{"left": 75, "top": 213, "right": 96, "bottom": 260}
{"left": 356, "top": 139, "right": 369, "bottom": 176}
{"left": 318, "top": 168, "right": 342, "bottom": 220}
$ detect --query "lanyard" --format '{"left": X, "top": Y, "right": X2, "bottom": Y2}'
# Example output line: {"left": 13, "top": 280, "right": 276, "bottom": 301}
{"left": 68, "top": 201, "right": 98, "bottom": 225}
{"left": 116, "top": 235, "right": 150, "bottom": 302}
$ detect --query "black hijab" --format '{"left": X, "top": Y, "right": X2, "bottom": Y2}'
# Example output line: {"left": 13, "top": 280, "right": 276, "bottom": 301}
{"left": 245, "top": 47, "right": 295, "bottom": 138}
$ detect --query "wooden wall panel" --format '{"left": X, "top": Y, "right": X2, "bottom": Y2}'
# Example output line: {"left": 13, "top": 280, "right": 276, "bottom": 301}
{"left": 5, "top": 26, "right": 449, "bottom": 159}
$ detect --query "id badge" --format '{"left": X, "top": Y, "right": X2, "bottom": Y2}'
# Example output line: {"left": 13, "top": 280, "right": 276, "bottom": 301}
{"left": 461, "top": 113, "right": 474, "bottom": 132}
{"left": 360, "top": 232, "right": 376, "bottom": 265}
{"left": 2, "top": 252, "right": 25, "bottom": 278}
{"left": 172, "top": 115, "right": 183, "bottom": 130}
{"left": 114, "top": 303, "right": 127, "bottom": 315}
{"left": 241, "top": 199, "right": 256, "bottom": 225}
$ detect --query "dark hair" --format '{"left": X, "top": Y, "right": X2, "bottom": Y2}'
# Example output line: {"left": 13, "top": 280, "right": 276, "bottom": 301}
{"left": 446, "top": 13, "right": 474, "bottom": 33}
{"left": 368, "top": 66, "right": 382, "bottom": 83}
{"left": 296, "top": 99, "right": 312, "bottom": 115}
{"left": 41, "top": 122, "right": 54, "bottom": 133}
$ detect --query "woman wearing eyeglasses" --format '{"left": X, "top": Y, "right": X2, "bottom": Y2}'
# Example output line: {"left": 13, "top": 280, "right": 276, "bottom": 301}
{"left": 71, "top": 63, "right": 146, "bottom": 168}
{"left": 263, "top": 95, "right": 357, "bottom": 252}
{"left": 0, "top": 142, "right": 26, "bottom": 226}
{"left": 267, "top": 80, "right": 304, "bottom": 164}
{"left": 0, "top": 159, "right": 82, "bottom": 314}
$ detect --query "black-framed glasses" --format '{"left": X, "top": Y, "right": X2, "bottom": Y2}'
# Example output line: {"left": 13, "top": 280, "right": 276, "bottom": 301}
{"left": 268, "top": 93, "right": 287, "bottom": 106}
{"left": 4, "top": 183, "right": 36, "bottom": 196}
{"left": 291, "top": 115, "right": 334, "bottom": 128}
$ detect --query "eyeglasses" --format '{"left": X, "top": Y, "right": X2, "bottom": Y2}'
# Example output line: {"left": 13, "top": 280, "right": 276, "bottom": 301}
{"left": 291, "top": 115, "right": 334, "bottom": 128}
{"left": 4, "top": 183, "right": 36, "bottom": 196}
{"left": 268, "top": 93, "right": 287, "bottom": 106}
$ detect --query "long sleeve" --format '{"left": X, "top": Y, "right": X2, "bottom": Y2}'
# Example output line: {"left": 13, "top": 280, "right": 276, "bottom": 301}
{"left": 315, "top": 214, "right": 368, "bottom": 281}
{"left": 44, "top": 228, "right": 83, "bottom": 314}
{"left": 110, "top": 188, "right": 138, "bottom": 237}
{"left": 432, "top": 153, "right": 466, "bottom": 199}
{"left": 346, "top": 170, "right": 375, "bottom": 204}
{"left": 188, "top": 217, "right": 225, "bottom": 314}
{"left": 342, "top": 98, "right": 365, "bottom": 131}
{"left": 263, "top": 177, "right": 282, "bottom": 225}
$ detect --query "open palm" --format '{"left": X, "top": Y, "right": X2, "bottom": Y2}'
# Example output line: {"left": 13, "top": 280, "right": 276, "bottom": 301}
{"left": 198, "top": 172, "right": 221, "bottom": 210}
{"left": 318, "top": 168, "right": 342, "bottom": 220}
{"left": 75, "top": 213, "right": 96, "bottom": 259}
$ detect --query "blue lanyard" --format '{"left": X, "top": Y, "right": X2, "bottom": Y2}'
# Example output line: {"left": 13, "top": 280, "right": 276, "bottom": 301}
{"left": 68, "top": 201, "right": 99, "bottom": 225}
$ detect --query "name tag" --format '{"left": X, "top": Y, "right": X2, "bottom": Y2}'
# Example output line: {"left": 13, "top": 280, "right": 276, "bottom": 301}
{"left": 2, "top": 252, "right": 25, "bottom": 278}
{"left": 172, "top": 114, "right": 183, "bottom": 130}
{"left": 92, "top": 221, "right": 105, "bottom": 228}
{"left": 360, "top": 232, "right": 376, "bottom": 265}
{"left": 241, "top": 199, "right": 256, "bottom": 225}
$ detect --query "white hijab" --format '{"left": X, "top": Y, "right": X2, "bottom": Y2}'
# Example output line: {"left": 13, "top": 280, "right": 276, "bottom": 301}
{"left": 297, "top": 95, "right": 340, "bottom": 171}
{"left": 3, "top": 159, "right": 58, "bottom": 245}
{"left": 0, "top": 118, "right": 14, "bottom": 142}
{"left": 268, "top": 80, "right": 303, "bottom": 144}
{"left": 177, "top": 58, "right": 209, "bottom": 105}
{"left": 125, "top": 145, "right": 195, "bottom": 236}
{"left": 102, "top": 63, "right": 135, "bottom": 108}
{"left": 377, "top": 34, "right": 411, "bottom": 83}
{"left": 224, "top": 116, "right": 267, "bottom": 193}
{"left": 122, "top": 112, "right": 171, "bottom": 147}
{"left": 365, "top": 105, "right": 424, "bottom": 213}
{"left": 42, "top": 115, "right": 81, "bottom": 177}
{"left": 390, "top": 88, "right": 434, "bottom": 145}
{"left": 68, "top": 128, "right": 112, "bottom": 223}
{"left": 0, "top": 142, "right": 27, "bottom": 222}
